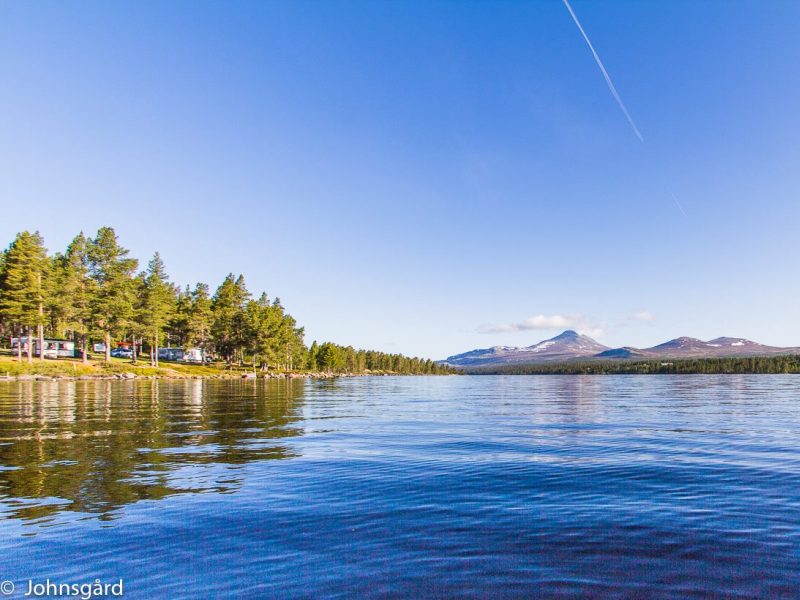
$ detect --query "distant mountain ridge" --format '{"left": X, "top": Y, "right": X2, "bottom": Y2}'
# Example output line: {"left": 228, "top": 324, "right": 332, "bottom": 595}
{"left": 443, "top": 331, "right": 800, "bottom": 368}
{"left": 443, "top": 330, "right": 609, "bottom": 367}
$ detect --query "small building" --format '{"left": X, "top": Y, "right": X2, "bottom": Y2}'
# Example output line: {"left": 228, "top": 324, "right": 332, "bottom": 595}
{"left": 11, "top": 337, "right": 75, "bottom": 359}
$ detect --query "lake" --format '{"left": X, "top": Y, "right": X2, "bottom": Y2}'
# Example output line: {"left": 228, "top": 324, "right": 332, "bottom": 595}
{"left": 0, "top": 376, "right": 798, "bottom": 598}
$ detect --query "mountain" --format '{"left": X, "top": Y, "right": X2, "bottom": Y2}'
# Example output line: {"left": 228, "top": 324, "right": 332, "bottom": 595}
{"left": 443, "top": 332, "right": 800, "bottom": 368}
{"left": 595, "top": 347, "right": 649, "bottom": 359}
{"left": 443, "top": 330, "right": 609, "bottom": 367}
{"left": 635, "top": 336, "right": 797, "bottom": 358}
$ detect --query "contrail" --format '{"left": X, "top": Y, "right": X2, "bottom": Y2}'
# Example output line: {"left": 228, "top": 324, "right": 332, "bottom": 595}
{"left": 561, "top": 1, "right": 688, "bottom": 218}
{"left": 671, "top": 193, "right": 688, "bottom": 218}
{"left": 561, "top": 0, "right": 644, "bottom": 142}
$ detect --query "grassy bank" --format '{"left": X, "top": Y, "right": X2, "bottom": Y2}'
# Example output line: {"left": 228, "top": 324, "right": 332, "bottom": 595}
{"left": 0, "top": 354, "right": 241, "bottom": 379}
{"left": 0, "top": 354, "right": 444, "bottom": 380}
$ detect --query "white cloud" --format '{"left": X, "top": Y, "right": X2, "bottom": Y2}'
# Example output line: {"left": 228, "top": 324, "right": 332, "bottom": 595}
{"left": 632, "top": 311, "right": 655, "bottom": 322}
{"left": 479, "top": 314, "right": 605, "bottom": 337}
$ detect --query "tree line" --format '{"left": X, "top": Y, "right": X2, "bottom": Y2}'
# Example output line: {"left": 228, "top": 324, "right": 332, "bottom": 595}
{"left": 0, "top": 227, "right": 454, "bottom": 374}
{"left": 307, "top": 341, "right": 447, "bottom": 375}
{"left": 465, "top": 355, "right": 800, "bottom": 375}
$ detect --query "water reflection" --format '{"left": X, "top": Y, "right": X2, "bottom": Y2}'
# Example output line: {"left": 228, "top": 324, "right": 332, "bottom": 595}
{"left": 0, "top": 380, "right": 306, "bottom": 524}
{"left": 1, "top": 375, "right": 798, "bottom": 597}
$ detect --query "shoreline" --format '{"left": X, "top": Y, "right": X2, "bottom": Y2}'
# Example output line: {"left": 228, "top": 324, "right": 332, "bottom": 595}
{"left": 0, "top": 370, "right": 424, "bottom": 383}
{"left": 0, "top": 353, "right": 454, "bottom": 382}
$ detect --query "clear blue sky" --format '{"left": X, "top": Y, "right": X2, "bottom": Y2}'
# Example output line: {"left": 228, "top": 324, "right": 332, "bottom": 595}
{"left": 2, "top": 1, "right": 799, "bottom": 358}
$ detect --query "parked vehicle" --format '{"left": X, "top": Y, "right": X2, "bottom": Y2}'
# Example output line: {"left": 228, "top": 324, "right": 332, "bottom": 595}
{"left": 110, "top": 347, "right": 133, "bottom": 359}
{"left": 157, "top": 347, "right": 184, "bottom": 362}
{"left": 10, "top": 337, "right": 75, "bottom": 358}
{"left": 181, "top": 347, "right": 206, "bottom": 364}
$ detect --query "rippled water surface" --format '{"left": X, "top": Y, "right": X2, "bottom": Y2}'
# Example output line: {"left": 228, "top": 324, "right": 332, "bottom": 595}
{"left": 0, "top": 376, "right": 799, "bottom": 598}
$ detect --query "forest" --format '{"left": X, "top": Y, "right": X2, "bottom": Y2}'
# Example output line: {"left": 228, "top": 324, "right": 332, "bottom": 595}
{"left": 0, "top": 228, "right": 454, "bottom": 374}
{"left": 466, "top": 355, "right": 800, "bottom": 375}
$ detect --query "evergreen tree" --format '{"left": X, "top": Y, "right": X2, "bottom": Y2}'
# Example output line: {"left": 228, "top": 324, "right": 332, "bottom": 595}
{"left": 232, "top": 292, "right": 307, "bottom": 371}
{"left": 0, "top": 231, "right": 50, "bottom": 362}
{"left": 57, "top": 233, "right": 95, "bottom": 363}
{"left": 317, "top": 342, "right": 343, "bottom": 372}
{"left": 46, "top": 252, "right": 66, "bottom": 338}
{"left": 278, "top": 312, "right": 305, "bottom": 370}
{"left": 211, "top": 274, "right": 250, "bottom": 363}
{"left": 308, "top": 341, "right": 319, "bottom": 371}
{"left": 168, "top": 285, "right": 193, "bottom": 347}
{"left": 139, "top": 253, "right": 175, "bottom": 367}
{"left": 129, "top": 272, "right": 148, "bottom": 363}
{"left": 89, "top": 227, "right": 138, "bottom": 362}
{"left": 187, "top": 282, "right": 213, "bottom": 349}
{"left": 253, "top": 296, "right": 304, "bottom": 370}
{"left": 242, "top": 293, "right": 275, "bottom": 370}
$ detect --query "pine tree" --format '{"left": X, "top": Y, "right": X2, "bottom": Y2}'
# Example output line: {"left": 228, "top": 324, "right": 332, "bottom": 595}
{"left": 282, "top": 314, "right": 305, "bottom": 370}
{"left": 139, "top": 253, "right": 175, "bottom": 367}
{"left": 168, "top": 285, "right": 192, "bottom": 347}
{"left": 275, "top": 298, "right": 302, "bottom": 368}
{"left": 242, "top": 294, "right": 270, "bottom": 370}
{"left": 211, "top": 274, "right": 250, "bottom": 363}
{"left": 187, "top": 282, "right": 213, "bottom": 349}
{"left": 317, "top": 342, "right": 343, "bottom": 373}
{"left": 89, "top": 227, "right": 138, "bottom": 362}
{"left": 0, "top": 231, "right": 50, "bottom": 362}
{"left": 308, "top": 340, "right": 319, "bottom": 371}
{"left": 57, "top": 233, "right": 95, "bottom": 363}
{"left": 129, "top": 272, "right": 148, "bottom": 363}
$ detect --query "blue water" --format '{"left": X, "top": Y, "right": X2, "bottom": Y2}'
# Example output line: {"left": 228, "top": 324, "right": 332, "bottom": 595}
{"left": 0, "top": 376, "right": 798, "bottom": 598}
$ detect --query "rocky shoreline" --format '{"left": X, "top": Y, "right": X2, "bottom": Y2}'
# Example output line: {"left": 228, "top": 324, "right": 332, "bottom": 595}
{"left": 0, "top": 371, "right": 372, "bottom": 383}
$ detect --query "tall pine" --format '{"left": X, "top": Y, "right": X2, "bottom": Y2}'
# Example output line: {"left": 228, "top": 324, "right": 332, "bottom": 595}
{"left": 58, "top": 233, "right": 95, "bottom": 363}
{"left": 139, "top": 253, "right": 175, "bottom": 367}
{"left": 211, "top": 274, "right": 250, "bottom": 363}
{"left": 89, "top": 227, "right": 138, "bottom": 362}
{"left": 0, "top": 231, "right": 50, "bottom": 362}
{"left": 187, "top": 282, "right": 213, "bottom": 349}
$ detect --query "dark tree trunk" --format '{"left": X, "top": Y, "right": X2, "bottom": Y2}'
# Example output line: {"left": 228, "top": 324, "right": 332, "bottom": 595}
{"left": 26, "top": 326, "right": 32, "bottom": 363}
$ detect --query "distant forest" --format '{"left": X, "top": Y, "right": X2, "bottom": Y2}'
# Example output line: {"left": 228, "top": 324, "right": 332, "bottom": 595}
{"left": 0, "top": 228, "right": 455, "bottom": 374}
{"left": 466, "top": 355, "right": 800, "bottom": 375}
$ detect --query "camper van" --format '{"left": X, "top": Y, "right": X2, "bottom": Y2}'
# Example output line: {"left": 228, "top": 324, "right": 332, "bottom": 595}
{"left": 157, "top": 347, "right": 184, "bottom": 362}
{"left": 11, "top": 337, "right": 75, "bottom": 359}
{"left": 181, "top": 347, "right": 207, "bottom": 364}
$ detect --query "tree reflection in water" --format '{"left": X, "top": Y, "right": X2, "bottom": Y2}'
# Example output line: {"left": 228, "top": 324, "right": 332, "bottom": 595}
{"left": 0, "top": 379, "right": 306, "bottom": 524}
